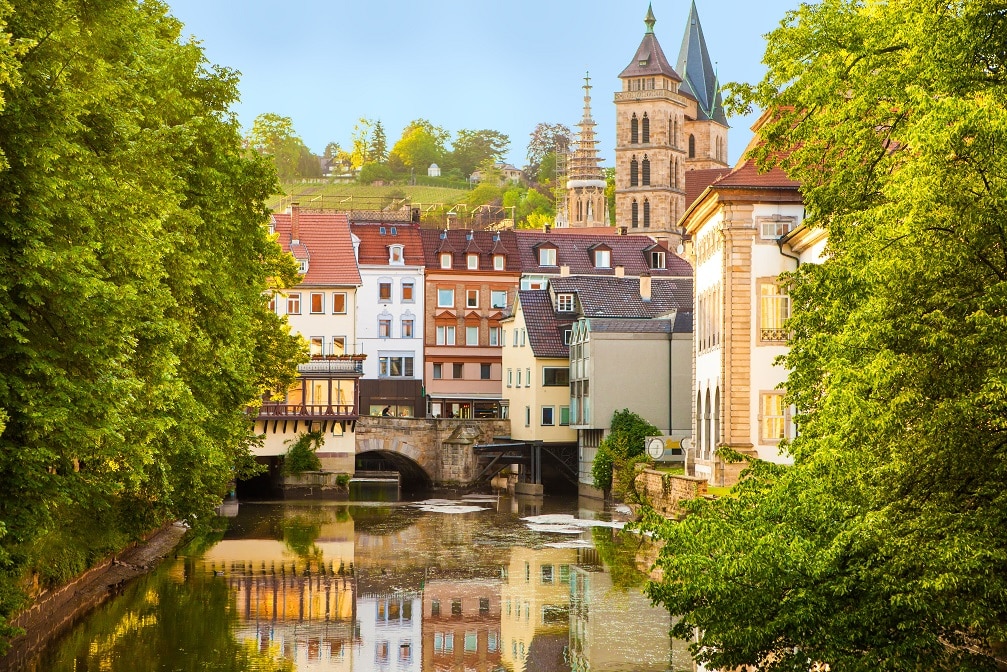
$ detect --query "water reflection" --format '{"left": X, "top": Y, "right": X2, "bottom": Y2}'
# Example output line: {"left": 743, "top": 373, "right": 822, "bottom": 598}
{"left": 33, "top": 496, "right": 695, "bottom": 672}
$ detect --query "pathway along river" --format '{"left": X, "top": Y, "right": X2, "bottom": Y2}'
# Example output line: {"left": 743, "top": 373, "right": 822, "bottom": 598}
{"left": 24, "top": 492, "right": 696, "bottom": 671}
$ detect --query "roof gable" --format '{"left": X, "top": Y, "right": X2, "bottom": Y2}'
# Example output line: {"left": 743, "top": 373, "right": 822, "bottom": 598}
{"left": 271, "top": 211, "right": 361, "bottom": 286}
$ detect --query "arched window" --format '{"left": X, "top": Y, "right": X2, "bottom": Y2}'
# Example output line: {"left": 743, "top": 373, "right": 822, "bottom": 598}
{"left": 689, "top": 134, "right": 696, "bottom": 158}
{"left": 714, "top": 387, "right": 721, "bottom": 453}
{"left": 577, "top": 200, "right": 583, "bottom": 222}
{"left": 630, "top": 156, "right": 639, "bottom": 187}
{"left": 641, "top": 155, "right": 651, "bottom": 186}
{"left": 631, "top": 200, "right": 639, "bottom": 228}
{"left": 642, "top": 113, "right": 650, "bottom": 143}
{"left": 696, "top": 391, "right": 704, "bottom": 460}
{"left": 631, "top": 114, "right": 639, "bottom": 144}
{"left": 643, "top": 199, "right": 651, "bottom": 228}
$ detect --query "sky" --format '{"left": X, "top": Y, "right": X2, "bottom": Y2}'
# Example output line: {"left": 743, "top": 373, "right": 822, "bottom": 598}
{"left": 163, "top": 0, "right": 802, "bottom": 169}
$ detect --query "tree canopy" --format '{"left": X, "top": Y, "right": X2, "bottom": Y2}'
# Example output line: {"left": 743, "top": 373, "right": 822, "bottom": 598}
{"left": 388, "top": 118, "right": 449, "bottom": 172}
{"left": 640, "top": 1, "right": 1007, "bottom": 670}
{"left": 449, "top": 129, "right": 510, "bottom": 177}
{"left": 247, "top": 113, "right": 319, "bottom": 181}
{"left": 0, "top": 0, "right": 302, "bottom": 648}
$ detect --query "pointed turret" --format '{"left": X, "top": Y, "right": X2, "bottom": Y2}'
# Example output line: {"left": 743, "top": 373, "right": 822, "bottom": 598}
{"left": 676, "top": 0, "right": 728, "bottom": 126}
{"left": 619, "top": 4, "right": 681, "bottom": 82}
{"left": 566, "top": 73, "right": 608, "bottom": 228}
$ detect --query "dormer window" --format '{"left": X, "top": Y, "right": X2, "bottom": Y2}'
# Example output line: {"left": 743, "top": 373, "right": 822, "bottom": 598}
{"left": 650, "top": 250, "right": 666, "bottom": 269}
{"left": 594, "top": 249, "right": 611, "bottom": 268}
{"left": 389, "top": 244, "right": 404, "bottom": 265}
{"left": 493, "top": 254, "right": 505, "bottom": 271}
{"left": 298, "top": 260, "right": 309, "bottom": 274}
{"left": 440, "top": 252, "right": 452, "bottom": 269}
{"left": 539, "top": 248, "right": 557, "bottom": 266}
{"left": 557, "top": 293, "right": 574, "bottom": 312}
{"left": 467, "top": 253, "right": 479, "bottom": 270}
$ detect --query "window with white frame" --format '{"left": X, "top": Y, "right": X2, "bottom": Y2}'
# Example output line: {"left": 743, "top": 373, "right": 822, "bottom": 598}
{"left": 556, "top": 293, "right": 574, "bottom": 312}
{"left": 401, "top": 281, "right": 414, "bottom": 302}
{"left": 436, "top": 325, "right": 456, "bottom": 345}
{"left": 401, "top": 318, "right": 414, "bottom": 338}
{"left": 524, "top": 406, "right": 530, "bottom": 427}
{"left": 466, "top": 325, "right": 479, "bottom": 346}
{"left": 594, "top": 249, "right": 611, "bottom": 268}
{"left": 466, "top": 289, "right": 479, "bottom": 308}
{"left": 513, "top": 329, "right": 519, "bottom": 347}
{"left": 650, "top": 250, "right": 666, "bottom": 269}
{"left": 437, "top": 288, "right": 454, "bottom": 307}
{"left": 541, "top": 406, "right": 555, "bottom": 426}
{"left": 378, "top": 318, "right": 391, "bottom": 338}
{"left": 516, "top": 369, "right": 522, "bottom": 387}
{"left": 507, "top": 368, "right": 513, "bottom": 387}
{"left": 287, "top": 292, "right": 301, "bottom": 315}
{"left": 493, "top": 254, "right": 505, "bottom": 270}
{"left": 467, "top": 253, "right": 479, "bottom": 270}
{"left": 378, "top": 282, "right": 392, "bottom": 302}
{"left": 332, "top": 292, "right": 347, "bottom": 314}
{"left": 267, "top": 295, "right": 276, "bottom": 313}
{"left": 332, "top": 336, "right": 346, "bottom": 356}
{"left": 310, "top": 292, "right": 324, "bottom": 313}
{"left": 759, "top": 216, "right": 795, "bottom": 239}
{"left": 539, "top": 247, "right": 557, "bottom": 266}
{"left": 489, "top": 326, "right": 501, "bottom": 346}
{"left": 760, "top": 392, "right": 789, "bottom": 442}
{"left": 309, "top": 336, "right": 324, "bottom": 356}
{"left": 563, "top": 329, "right": 572, "bottom": 345}
{"left": 759, "top": 281, "right": 791, "bottom": 342}
{"left": 389, "top": 245, "right": 404, "bottom": 264}
{"left": 520, "top": 330, "right": 526, "bottom": 347}
{"left": 440, "top": 252, "right": 452, "bottom": 269}
{"left": 491, "top": 290, "right": 508, "bottom": 309}
{"left": 379, "top": 354, "right": 414, "bottom": 378}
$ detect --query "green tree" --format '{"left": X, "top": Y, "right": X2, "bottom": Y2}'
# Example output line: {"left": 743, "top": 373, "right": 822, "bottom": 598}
{"left": 525, "top": 122, "right": 570, "bottom": 182}
{"left": 369, "top": 120, "right": 387, "bottom": 164}
{"left": 389, "top": 118, "right": 448, "bottom": 172}
{"left": 449, "top": 129, "right": 510, "bottom": 177}
{"left": 349, "top": 117, "right": 374, "bottom": 169}
{"left": 592, "top": 410, "right": 660, "bottom": 494}
{"left": 247, "top": 112, "right": 316, "bottom": 182}
{"left": 0, "top": 0, "right": 302, "bottom": 648}
{"left": 640, "top": 1, "right": 1007, "bottom": 670}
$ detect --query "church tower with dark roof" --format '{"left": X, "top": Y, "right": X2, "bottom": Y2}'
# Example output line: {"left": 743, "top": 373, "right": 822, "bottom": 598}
{"left": 615, "top": 3, "right": 727, "bottom": 246}
{"left": 566, "top": 73, "right": 608, "bottom": 228}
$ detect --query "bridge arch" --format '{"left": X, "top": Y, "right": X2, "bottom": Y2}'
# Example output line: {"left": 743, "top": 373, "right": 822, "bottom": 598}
{"left": 356, "top": 435, "right": 435, "bottom": 488}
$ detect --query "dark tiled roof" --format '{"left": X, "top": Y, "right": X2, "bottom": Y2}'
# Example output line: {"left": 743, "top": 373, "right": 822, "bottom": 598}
{"left": 685, "top": 167, "right": 732, "bottom": 211}
{"left": 549, "top": 276, "right": 693, "bottom": 317}
{"left": 619, "top": 32, "right": 682, "bottom": 82}
{"left": 589, "top": 319, "right": 675, "bottom": 334}
{"left": 676, "top": 1, "right": 728, "bottom": 125}
{"left": 271, "top": 211, "right": 361, "bottom": 286}
{"left": 420, "top": 229, "right": 519, "bottom": 271}
{"left": 350, "top": 222, "right": 425, "bottom": 266}
{"left": 515, "top": 230, "right": 692, "bottom": 277}
{"left": 518, "top": 290, "right": 572, "bottom": 359}
{"left": 674, "top": 311, "right": 694, "bottom": 333}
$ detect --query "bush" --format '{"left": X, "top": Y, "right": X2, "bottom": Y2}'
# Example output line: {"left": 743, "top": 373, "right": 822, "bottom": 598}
{"left": 335, "top": 473, "right": 350, "bottom": 487}
{"left": 591, "top": 409, "right": 661, "bottom": 495}
{"left": 282, "top": 431, "right": 323, "bottom": 475}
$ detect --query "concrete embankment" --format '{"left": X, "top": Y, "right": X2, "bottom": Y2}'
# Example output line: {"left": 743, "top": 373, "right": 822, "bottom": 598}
{"left": 0, "top": 522, "right": 189, "bottom": 671}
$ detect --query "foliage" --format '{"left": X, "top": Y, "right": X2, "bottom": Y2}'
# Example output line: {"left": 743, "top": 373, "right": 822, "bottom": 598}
{"left": 369, "top": 120, "right": 387, "bottom": 164}
{"left": 282, "top": 431, "right": 323, "bottom": 475}
{"left": 349, "top": 117, "right": 374, "bottom": 169}
{"left": 247, "top": 113, "right": 319, "bottom": 181}
{"left": 358, "top": 162, "right": 394, "bottom": 185}
{"left": 0, "top": 0, "right": 302, "bottom": 649}
{"left": 641, "top": 1, "right": 1007, "bottom": 670}
{"left": 449, "top": 129, "right": 510, "bottom": 177}
{"left": 525, "top": 122, "right": 571, "bottom": 180}
{"left": 389, "top": 118, "right": 448, "bottom": 171}
{"left": 604, "top": 166, "right": 617, "bottom": 226}
{"left": 590, "top": 527, "right": 647, "bottom": 591}
{"left": 591, "top": 410, "right": 661, "bottom": 494}
{"left": 335, "top": 473, "right": 351, "bottom": 487}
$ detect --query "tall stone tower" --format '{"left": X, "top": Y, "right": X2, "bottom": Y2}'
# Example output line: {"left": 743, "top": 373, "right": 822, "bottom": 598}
{"left": 677, "top": 0, "right": 729, "bottom": 170}
{"left": 615, "top": 2, "right": 727, "bottom": 246}
{"left": 566, "top": 73, "right": 608, "bottom": 228}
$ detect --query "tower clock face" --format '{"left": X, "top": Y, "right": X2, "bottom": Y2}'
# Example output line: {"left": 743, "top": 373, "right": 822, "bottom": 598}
{"left": 647, "top": 438, "right": 665, "bottom": 460}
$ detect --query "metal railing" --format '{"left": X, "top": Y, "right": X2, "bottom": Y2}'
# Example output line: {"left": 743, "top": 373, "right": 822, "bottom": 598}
{"left": 258, "top": 404, "right": 358, "bottom": 420}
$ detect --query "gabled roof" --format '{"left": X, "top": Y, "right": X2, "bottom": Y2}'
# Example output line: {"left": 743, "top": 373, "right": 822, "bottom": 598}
{"left": 549, "top": 276, "right": 693, "bottom": 317}
{"left": 515, "top": 230, "right": 692, "bottom": 276}
{"left": 676, "top": 1, "right": 728, "bottom": 126}
{"left": 685, "top": 167, "right": 733, "bottom": 209}
{"left": 350, "top": 222, "right": 425, "bottom": 266}
{"left": 271, "top": 211, "right": 361, "bottom": 286}
{"left": 709, "top": 159, "right": 800, "bottom": 190}
{"left": 420, "top": 229, "right": 519, "bottom": 271}
{"left": 619, "top": 5, "right": 682, "bottom": 82}
{"left": 518, "top": 290, "right": 573, "bottom": 359}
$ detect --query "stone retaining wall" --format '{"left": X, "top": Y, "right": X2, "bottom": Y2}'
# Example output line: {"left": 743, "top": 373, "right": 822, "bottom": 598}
{"left": 634, "top": 469, "right": 708, "bottom": 518}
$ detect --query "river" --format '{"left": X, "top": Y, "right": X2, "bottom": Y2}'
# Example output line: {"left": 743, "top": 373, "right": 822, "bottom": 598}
{"left": 25, "top": 491, "right": 695, "bottom": 671}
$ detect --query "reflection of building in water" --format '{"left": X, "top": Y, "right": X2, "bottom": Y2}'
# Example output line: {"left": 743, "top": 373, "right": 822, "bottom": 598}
{"left": 500, "top": 546, "right": 579, "bottom": 672}
{"left": 568, "top": 562, "right": 693, "bottom": 672}
{"left": 423, "top": 578, "right": 502, "bottom": 672}
{"left": 357, "top": 591, "right": 422, "bottom": 672}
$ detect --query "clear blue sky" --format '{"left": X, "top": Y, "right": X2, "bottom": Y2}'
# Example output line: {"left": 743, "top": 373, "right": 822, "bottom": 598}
{"left": 164, "top": 0, "right": 800, "bottom": 168}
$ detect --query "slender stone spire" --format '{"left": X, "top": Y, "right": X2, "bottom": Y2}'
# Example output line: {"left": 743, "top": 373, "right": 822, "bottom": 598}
{"left": 645, "top": 3, "right": 656, "bottom": 34}
{"left": 568, "top": 73, "right": 604, "bottom": 182}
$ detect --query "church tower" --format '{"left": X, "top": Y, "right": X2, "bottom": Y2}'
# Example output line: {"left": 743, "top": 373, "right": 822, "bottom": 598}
{"left": 614, "top": 4, "right": 690, "bottom": 247}
{"left": 677, "top": 0, "right": 729, "bottom": 169}
{"left": 566, "top": 73, "right": 608, "bottom": 228}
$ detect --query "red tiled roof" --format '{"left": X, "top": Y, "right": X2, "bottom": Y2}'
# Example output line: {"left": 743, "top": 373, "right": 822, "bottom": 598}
{"left": 350, "top": 222, "right": 425, "bottom": 266}
{"left": 419, "top": 229, "right": 519, "bottom": 271}
{"left": 271, "top": 211, "right": 361, "bottom": 286}
{"left": 712, "top": 160, "right": 801, "bottom": 190}
{"left": 514, "top": 230, "right": 692, "bottom": 277}
{"left": 685, "top": 167, "right": 732, "bottom": 211}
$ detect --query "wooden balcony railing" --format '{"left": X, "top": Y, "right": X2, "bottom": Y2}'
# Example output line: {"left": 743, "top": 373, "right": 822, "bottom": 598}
{"left": 258, "top": 404, "right": 358, "bottom": 420}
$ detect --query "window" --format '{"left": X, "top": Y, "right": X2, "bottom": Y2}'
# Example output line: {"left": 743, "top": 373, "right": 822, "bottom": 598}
{"left": 594, "top": 249, "right": 611, "bottom": 268}
{"left": 433, "top": 363, "right": 443, "bottom": 379}
{"left": 389, "top": 245, "right": 403, "bottom": 264}
{"left": 556, "top": 293, "right": 574, "bottom": 311}
{"left": 541, "top": 564, "right": 554, "bottom": 583}
{"left": 401, "top": 318, "right": 414, "bottom": 338}
{"left": 560, "top": 406, "right": 570, "bottom": 426}
{"left": 466, "top": 325, "right": 479, "bottom": 346}
{"left": 309, "top": 336, "right": 323, "bottom": 356}
{"left": 399, "top": 642, "right": 412, "bottom": 661}
{"left": 437, "top": 288, "right": 454, "bottom": 307}
{"left": 507, "top": 369, "right": 513, "bottom": 387}
{"left": 543, "top": 367, "right": 569, "bottom": 386}
{"left": 651, "top": 250, "right": 666, "bottom": 269}
{"left": 760, "top": 217, "right": 795, "bottom": 239}
{"left": 332, "top": 292, "right": 347, "bottom": 314}
{"left": 630, "top": 113, "right": 639, "bottom": 144}
{"left": 402, "top": 281, "right": 414, "bottom": 302}
{"left": 759, "top": 282, "right": 791, "bottom": 342}
{"left": 439, "top": 326, "right": 459, "bottom": 346}
{"left": 332, "top": 336, "right": 346, "bottom": 356}
{"left": 630, "top": 156, "right": 639, "bottom": 187}
{"left": 378, "top": 318, "right": 391, "bottom": 337}
{"left": 491, "top": 290, "right": 508, "bottom": 309}
{"left": 541, "top": 406, "right": 555, "bottom": 426}
{"left": 539, "top": 247, "right": 557, "bottom": 266}
{"left": 440, "top": 252, "right": 452, "bottom": 269}
{"left": 761, "top": 392, "right": 788, "bottom": 442}
{"left": 310, "top": 292, "right": 324, "bottom": 313}
{"left": 489, "top": 326, "right": 501, "bottom": 346}
{"left": 525, "top": 368, "right": 531, "bottom": 387}
{"left": 267, "top": 295, "right": 276, "bottom": 313}
{"left": 453, "top": 362, "right": 464, "bottom": 379}
{"left": 524, "top": 405, "right": 530, "bottom": 427}
{"left": 479, "top": 598, "right": 490, "bottom": 615}
{"left": 378, "top": 282, "right": 392, "bottom": 301}
{"left": 464, "top": 632, "right": 478, "bottom": 653}
{"left": 642, "top": 113, "right": 650, "bottom": 143}
{"left": 493, "top": 254, "right": 505, "bottom": 270}
{"left": 467, "top": 253, "right": 479, "bottom": 270}
{"left": 379, "top": 355, "right": 414, "bottom": 377}
{"left": 631, "top": 200, "right": 639, "bottom": 228}
{"left": 516, "top": 369, "right": 522, "bottom": 387}
{"left": 642, "top": 156, "right": 650, "bottom": 185}
{"left": 466, "top": 289, "right": 479, "bottom": 308}
{"left": 480, "top": 363, "right": 491, "bottom": 380}
{"left": 513, "top": 329, "right": 519, "bottom": 346}
{"left": 563, "top": 329, "right": 572, "bottom": 345}
{"left": 286, "top": 292, "right": 301, "bottom": 315}
{"left": 689, "top": 134, "right": 696, "bottom": 158}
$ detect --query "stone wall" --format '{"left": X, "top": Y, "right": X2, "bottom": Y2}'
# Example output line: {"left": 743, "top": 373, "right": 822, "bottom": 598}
{"left": 634, "top": 468, "right": 708, "bottom": 518}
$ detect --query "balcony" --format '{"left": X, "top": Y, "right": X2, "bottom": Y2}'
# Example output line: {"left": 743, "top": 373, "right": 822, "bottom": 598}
{"left": 760, "top": 328, "right": 791, "bottom": 342}
{"left": 299, "top": 356, "right": 364, "bottom": 375}
{"left": 258, "top": 403, "right": 358, "bottom": 421}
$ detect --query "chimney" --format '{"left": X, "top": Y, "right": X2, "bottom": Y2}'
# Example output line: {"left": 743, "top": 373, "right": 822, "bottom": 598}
{"left": 545, "top": 223, "right": 552, "bottom": 233}
{"left": 290, "top": 203, "right": 301, "bottom": 243}
{"left": 615, "top": 265, "right": 625, "bottom": 278}
{"left": 560, "top": 265, "right": 571, "bottom": 277}
{"left": 640, "top": 273, "right": 652, "bottom": 301}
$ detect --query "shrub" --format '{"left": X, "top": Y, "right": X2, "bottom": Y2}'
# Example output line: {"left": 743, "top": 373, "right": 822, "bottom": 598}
{"left": 283, "top": 431, "right": 323, "bottom": 475}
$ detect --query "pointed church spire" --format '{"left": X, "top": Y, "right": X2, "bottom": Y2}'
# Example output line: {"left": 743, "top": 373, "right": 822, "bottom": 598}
{"left": 568, "top": 72, "right": 604, "bottom": 183}
{"left": 676, "top": 0, "right": 728, "bottom": 125}
{"left": 644, "top": 3, "right": 656, "bottom": 34}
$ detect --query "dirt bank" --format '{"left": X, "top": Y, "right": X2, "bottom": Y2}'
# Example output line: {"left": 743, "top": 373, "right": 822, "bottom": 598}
{"left": 0, "top": 521, "right": 189, "bottom": 671}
